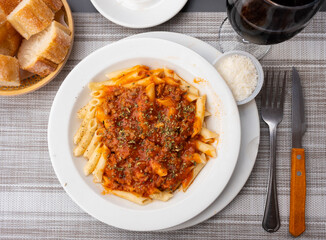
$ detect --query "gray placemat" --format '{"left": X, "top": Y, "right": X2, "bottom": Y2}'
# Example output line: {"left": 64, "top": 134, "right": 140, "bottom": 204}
{"left": 0, "top": 12, "right": 325, "bottom": 239}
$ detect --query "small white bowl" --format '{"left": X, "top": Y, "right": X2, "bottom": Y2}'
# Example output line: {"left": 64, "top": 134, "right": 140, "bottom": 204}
{"left": 213, "top": 50, "right": 264, "bottom": 105}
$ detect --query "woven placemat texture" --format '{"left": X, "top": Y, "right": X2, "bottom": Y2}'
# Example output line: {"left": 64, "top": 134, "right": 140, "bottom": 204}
{"left": 0, "top": 12, "right": 325, "bottom": 239}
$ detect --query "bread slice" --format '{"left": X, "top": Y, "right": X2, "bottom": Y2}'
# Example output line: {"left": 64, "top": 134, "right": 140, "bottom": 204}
{"left": 18, "top": 21, "right": 71, "bottom": 76}
{"left": 0, "top": 0, "right": 22, "bottom": 15}
{"left": 7, "top": 0, "right": 54, "bottom": 39}
{"left": 0, "top": 21, "right": 22, "bottom": 56}
{"left": 0, "top": 9, "right": 6, "bottom": 23}
{"left": 42, "top": 0, "right": 62, "bottom": 12}
{"left": 38, "top": 21, "right": 71, "bottom": 64}
{"left": 0, "top": 55, "right": 20, "bottom": 86}
{"left": 20, "top": 55, "right": 57, "bottom": 77}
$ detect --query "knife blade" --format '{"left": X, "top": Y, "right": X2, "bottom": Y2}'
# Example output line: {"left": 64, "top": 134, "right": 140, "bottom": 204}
{"left": 292, "top": 67, "right": 307, "bottom": 148}
{"left": 289, "top": 67, "right": 306, "bottom": 237}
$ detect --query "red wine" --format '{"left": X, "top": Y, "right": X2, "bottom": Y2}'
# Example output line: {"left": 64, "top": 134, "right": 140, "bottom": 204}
{"left": 227, "top": 0, "right": 323, "bottom": 45}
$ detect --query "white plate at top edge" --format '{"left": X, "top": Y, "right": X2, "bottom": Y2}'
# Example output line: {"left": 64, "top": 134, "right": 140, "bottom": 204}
{"left": 48, "top": 37, "right": 241, "bottom": 231}
{"left": 90, "top": 0, "right": 188, "bottom": 28}
{"left": 127, "top": 32, "right": 260, "bottom": 231}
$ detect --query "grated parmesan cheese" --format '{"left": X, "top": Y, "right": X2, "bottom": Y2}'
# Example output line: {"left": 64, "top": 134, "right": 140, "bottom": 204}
{"left": 216, "top": 54, "right": 258, "bottom": 102}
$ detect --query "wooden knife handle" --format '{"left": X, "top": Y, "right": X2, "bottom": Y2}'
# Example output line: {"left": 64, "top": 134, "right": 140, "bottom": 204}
{"left": 289, "top": 148, "right": 306, "bottom": 237}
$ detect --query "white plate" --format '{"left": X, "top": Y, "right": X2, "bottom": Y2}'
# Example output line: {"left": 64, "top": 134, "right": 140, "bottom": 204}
{"left": 48, "top": 38, "right": 241, "bottom": 231}
{"left": 127, "top": 32, "right": 260, "bottom": 231}
{"left": 90, "top": 0, "right": 188, "bottom": 28}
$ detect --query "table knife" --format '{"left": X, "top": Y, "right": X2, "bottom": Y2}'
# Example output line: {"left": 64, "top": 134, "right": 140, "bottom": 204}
{"left": 289, "top": 67, "right": 307, "bottom": 237}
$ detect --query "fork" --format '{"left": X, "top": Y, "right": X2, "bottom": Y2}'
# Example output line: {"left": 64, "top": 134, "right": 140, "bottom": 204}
{"left": 261, "top": 71, "right": 287, "bottom": 232}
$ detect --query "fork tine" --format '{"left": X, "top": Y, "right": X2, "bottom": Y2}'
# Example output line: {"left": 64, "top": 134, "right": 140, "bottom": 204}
{"left": 279, "top": 71, "right": 287, "bottom": 110}
{"left": 266, "top": 71, "right": 273, "bottom": 107}
{"left": 261, "top": 71, "right": 268, "bottom": 107}
{"left": 273, "top": 72, "right": 281, "bottom": 108}
{"left": 270, "top": 71, "right": 276, "bottom": 108}
{"left": 263, "top": 71, "right": 270, "bottom": 106}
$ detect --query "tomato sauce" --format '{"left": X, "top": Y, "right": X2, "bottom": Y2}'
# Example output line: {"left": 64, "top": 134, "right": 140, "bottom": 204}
{"left": 96, "top": 84, "right": 200, "bottom": 197}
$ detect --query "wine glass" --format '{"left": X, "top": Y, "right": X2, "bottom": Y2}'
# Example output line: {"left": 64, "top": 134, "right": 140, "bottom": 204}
{"left": 219, "top": 0, "right": 325, "bottom": 59}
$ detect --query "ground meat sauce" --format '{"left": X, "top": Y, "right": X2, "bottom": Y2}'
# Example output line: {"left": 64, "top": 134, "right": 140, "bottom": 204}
{"left": 96, "top": 83, "right": 201, "bottom": 198}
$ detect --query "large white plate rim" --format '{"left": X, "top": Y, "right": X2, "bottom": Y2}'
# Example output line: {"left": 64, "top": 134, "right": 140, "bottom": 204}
{"left": 48, "top": 38, "right": 241, "bottom": 231}
{"left": 90, "top": 0, "right": 188, "bottom": 28}
{"left": 125, "top": 32, "right": 260, "bottom": 231}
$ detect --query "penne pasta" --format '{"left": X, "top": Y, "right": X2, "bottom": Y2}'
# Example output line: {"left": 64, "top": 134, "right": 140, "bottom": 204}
{"left": 199, "top": 127, "right": 219, "bottom": 140}
{"left": 199, "top": 136, "right": 214, "bottom": 144}
{"left": 74, "top": 119, "right": 88, "bottom": 144}
{"left": 195, "top": 140, "right": 217, "bottom": 158}
{"left": 168, "top": 107, "right": 177, "bottom": 117}
{"left": 102, "top": 175, "right": 110, "bottom": 185}
{"left": 150, "top": 68, "right": 164, "bottom": 77}
{"left": 184, "top": 93, "right": 198, "bottom": 102}
{"left": 77, "top": 99, "right": 101, "bottom": 121}
{"left": 173, "top": 72, "right": 200, "bottom": 96}
{"left": 163, "top": 77, "right": 180, "bottom": 86}
{"left": 89, "top": 98, "right": 102, "bottom": 107}
{"left": 156, "top": 98, "right": 174, "bottom": 107}
{"left": 180, "top": 83, "right": 199, "bottom": 96}
{"left": 182, "top": 153, "right": 206, "bottom": 191}
{"left": 84, "top": 143, "right": 103, "bottom": 176}
{"left": 155, "top": 122, "right": 164, "bottom": 128}
{"left": 111, "top": 190, "right": 152, "bottom": 205}
{"left": 150, "top": 160, "right": 167, "bottom": 177}
{"left": 90, "top": 90, "right": 105, "bottom": 99}
{"left": 204, "top": 110, "right": 211, "bottom": 117}
{"left": 88, "top": 80, "right": 115, "bottom": 90}
{"left": 93, "top": 146, "right": 110, "bottom": 183}
{"left": 73, "top": 119, "right": 98, "bottom": 156}
{"left": 150, "top": 191, "right": 174, "bottom": 201}
{"left": 74, "top": 120, "right": 86, "bottom": 144}
{"left": 74, "top": 105, "right": 96, "bottom": 145}
{"left": 77, "top": 104, "right": 89, "bottom": 119}
{"left": 145, "top": 82, "right": 155, "bottom": 102}
{"left": 83, "top": 128, "right": 105, "bottom": 159}
{"left": 152, "top": 76, "right": 166, "bottom": 84}
{"left": 163, "top": 67, "right": 174, "bottom": 78}
{"left": 105, "top": 65, "right": 147, "bottom": 80}
{"left": 172, "top": 72, "right": 183, "bottom": 82}
{"left": 200, "top": 153, "right": 207, "bottom": 164}
{"left": 122, "top": 77, "right": 153, "bottom": 88}
{"left": 114, "top": 70, "right": 149, "bottom": 85}
{"left": 192, "top": 95, "right": 206, "bottom": 137}
{"left": 86, "top": 105, "right": 96, "bottom": 118}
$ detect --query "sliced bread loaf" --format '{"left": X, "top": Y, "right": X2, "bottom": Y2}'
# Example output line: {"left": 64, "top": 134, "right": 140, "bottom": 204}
{"left": 0, "top": 21, "right": 22, "bottom": 56}
{"left": 19, "top": 55, "right": 57, "bottom": 77}
{"left": 0, "top": 55, "right": 20, "bottom": 86}
{"left": 18, "top": 20, "right": 71, "bottom": 76}
{"left": 0, "top": 0, "right": 22, "bottom": 15}
{"left": 0, "top": 8, "right": 5, "bottom": 23}
{"left": 42, "top": 0, "right": 62, "bottom": 12}
{"left": 7, "top": 0, "right": 54, "bottom": 39}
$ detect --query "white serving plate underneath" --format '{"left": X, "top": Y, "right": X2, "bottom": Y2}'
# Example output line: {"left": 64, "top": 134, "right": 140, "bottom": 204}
{"left": 126, "top": 32, "right": 260, "bottom": 231}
